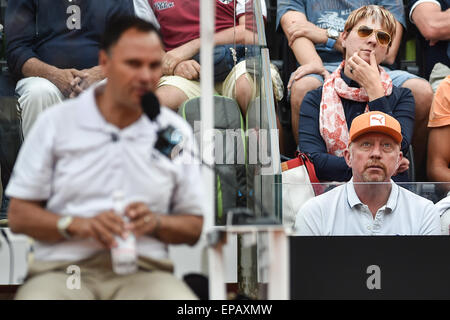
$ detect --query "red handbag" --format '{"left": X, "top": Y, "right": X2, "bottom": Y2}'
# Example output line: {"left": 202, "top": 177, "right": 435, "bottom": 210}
{"left": 281, "top": 152, "right": 324, "bottom": 226}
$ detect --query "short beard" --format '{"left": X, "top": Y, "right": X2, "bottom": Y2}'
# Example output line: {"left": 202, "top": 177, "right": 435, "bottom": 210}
{"left": 362, "top": 160, "right": 387, "bottom": 182}
{"left": 362, "top": 171, "right": 386, "bottom": 182}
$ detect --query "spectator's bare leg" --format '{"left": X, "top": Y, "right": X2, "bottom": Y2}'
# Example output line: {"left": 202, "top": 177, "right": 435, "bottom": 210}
{"left": 427, "top": 125, "right": 450, "bottom": 193}
{"left": 155, "top": 85, "right": 189, "bottom": 112}
{"left": 235, "top": 74, "right": 253, "bottom": 116}
{"left": 401, "top": 78, "right": 433, "bottom": 181}
{"left": 275, "top": 101, "right": 286, "bottom": 156}
{"left": 290, "top": 77, "right": 322, "bottom": 144}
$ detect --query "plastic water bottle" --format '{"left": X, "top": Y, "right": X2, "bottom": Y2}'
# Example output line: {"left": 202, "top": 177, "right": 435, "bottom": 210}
{"left": 111, "top": 191, "right": 137, "bottom": 274}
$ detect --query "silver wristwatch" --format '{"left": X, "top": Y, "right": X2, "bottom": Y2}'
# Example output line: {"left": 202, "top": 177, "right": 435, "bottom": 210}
{"left": 57, "top": 216, "right": 73, "bottom": 239}
{"left": 326, "top": 28, "right": 340, "bottom": 40}
{"left": 326, "top": 28, "right": 340, "bottom": 49}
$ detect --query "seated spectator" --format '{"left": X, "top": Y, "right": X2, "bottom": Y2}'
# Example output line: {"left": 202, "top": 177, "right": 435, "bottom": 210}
{"left": 277, "top": 1, "right": 433, "bottom": 181}
{"left": 5, "top": 0, "right": 134, "bottom": 137}
{"left": 294, "top": 111, "right": 440, "bottom": 235}
{"left": 408, "top": 0, "right": 450, "bottom": 92}
{"left": 297, "top": 5, "right": 414, "bottom": 182}
{"left": 427, "top": 75, "right": 450, "bottom": 190}
{"left": 134, "top": 0, "right": 283, "bottom": 115}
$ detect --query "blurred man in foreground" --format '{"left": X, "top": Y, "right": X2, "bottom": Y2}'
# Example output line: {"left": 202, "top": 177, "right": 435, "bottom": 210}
{"left": 6, "top": 16, "right": 204, "bottom": 300}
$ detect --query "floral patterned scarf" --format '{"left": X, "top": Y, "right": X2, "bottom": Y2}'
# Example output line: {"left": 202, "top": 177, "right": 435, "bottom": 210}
{"left": 319, "top": 61, "right": 393, "bottom": 157}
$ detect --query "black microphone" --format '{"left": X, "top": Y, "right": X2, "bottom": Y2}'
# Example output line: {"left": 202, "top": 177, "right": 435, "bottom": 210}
{"left": 140, "top": 92, "right": 278, "bottom": 225}
{"left": 141, "top": 91, "right": 161, "bottom": 121}
{"left": 111, "top": 133, "right": 119, "bottom": 142}
{"left": 141, "top": 92, "right": 182, "bottom": 159}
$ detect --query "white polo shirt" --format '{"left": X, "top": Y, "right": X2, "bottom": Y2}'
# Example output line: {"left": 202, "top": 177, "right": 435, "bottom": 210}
{"left": 294, "top": 179, "right": 441, "bottom": 236}
{"left": 435, "top": 193, "right": 450, "bottom": 235}
{"left": 6, "top": 84, "right": 205, "bottom": 261}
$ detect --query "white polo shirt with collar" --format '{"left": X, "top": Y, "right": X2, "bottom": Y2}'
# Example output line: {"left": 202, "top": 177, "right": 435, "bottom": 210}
{"left": 435, "top": 192, "right": 450, "bottom": 234}
{"left": 6, "top": 84, "right": 205, "bottom": 261}
{"left": 294, "top": 179, "right": 441, "bottom": 236}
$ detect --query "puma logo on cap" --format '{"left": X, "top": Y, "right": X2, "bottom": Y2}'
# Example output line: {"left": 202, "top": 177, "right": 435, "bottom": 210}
{"left": 370, "top": 114, "right": 385, "bottom": 126}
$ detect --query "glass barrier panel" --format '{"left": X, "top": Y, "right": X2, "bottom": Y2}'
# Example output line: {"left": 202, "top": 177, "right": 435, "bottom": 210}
{"left": 244, "top": 0, "right": 281, "bottom": 223}
{"left": 228, "top": 0, "right": 283, "bottom": 299}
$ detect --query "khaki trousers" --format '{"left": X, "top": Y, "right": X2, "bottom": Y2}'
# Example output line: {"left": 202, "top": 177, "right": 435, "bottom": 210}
{"left": 15, "top": 77, "right": 65, "bottom": 138}
{"left": 15, "top": 252, "right": 197, "bottom": 300}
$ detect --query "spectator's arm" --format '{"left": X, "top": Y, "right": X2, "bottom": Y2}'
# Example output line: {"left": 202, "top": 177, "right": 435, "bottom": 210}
{"left": 173, "top": 60, "right": 201, "bottom": 80}
{"left": 70, "top": 66, "right": 105, "bottom": 98}
{"left": 428, "top": 77, "right": 450, "bottom": 186}
{"left": 162, "top": 15, "right": 257, "bottom": 75}
{"left": 21, "top": 58, "right": 86, "bottom": 98}
{"left": 280, "top": 11, "right": 324, "bottom": 66}
{"left": 383, "top": 20, "right": 403, "bottom": 65}
{"left": 378, "top": 0, "right": 406, "bottom": 65}
{"left": 5, "top": 0, "right": 39, "bottom": 77}
{"left": 411, "top": 2, "right": 450, "bottom": 43}
{"left": 161, "top": 39, "right": 201, "bottom": 75}
{"left": 281, "top": 10, "right": 345, "bottom": 52}
{"left": 298, "top": 89, "right": 352, "bottom": 182}
{"left": 280, "top": 11, "right": 331, "bottom": 88}
{"left": 213, "top": 15, "right": 259, "bottom": 46}
{"left": 427, "top": 125, "right": 450, "bottom": 183}
{"left": 21, "top": 57, "right": 59, "bottom": 79}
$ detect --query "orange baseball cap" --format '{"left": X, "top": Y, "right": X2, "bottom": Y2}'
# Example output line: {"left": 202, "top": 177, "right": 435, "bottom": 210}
{"left": 349, "top": 111, "right": 402, "bottom": 144}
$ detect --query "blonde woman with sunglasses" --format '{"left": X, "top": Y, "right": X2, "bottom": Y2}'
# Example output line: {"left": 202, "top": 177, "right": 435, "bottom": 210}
{"left": 279, "top": 2, "right": 434, "bottom": 181}
{"left": 296, "top": 5, "right": 415, "bottom": 183}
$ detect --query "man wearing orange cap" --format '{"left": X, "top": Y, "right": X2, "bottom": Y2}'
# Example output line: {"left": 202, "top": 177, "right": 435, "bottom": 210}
{"left": 294, "top": 111, "right": 440, "bottom": 235}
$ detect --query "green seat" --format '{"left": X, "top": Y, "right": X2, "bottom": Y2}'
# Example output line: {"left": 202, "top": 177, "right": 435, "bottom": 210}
{"left": 178, "top": 95, "right": 247, "bottom": 225}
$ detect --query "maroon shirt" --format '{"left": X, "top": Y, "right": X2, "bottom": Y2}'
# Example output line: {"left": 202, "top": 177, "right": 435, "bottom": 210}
{"left": 148, "top": 0, "right": 264, "bottom": 50}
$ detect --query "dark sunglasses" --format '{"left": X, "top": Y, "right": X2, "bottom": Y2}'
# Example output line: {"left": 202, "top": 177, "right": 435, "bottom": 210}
{"left": 356, "top": 25, "right": 391, "bottom": 46}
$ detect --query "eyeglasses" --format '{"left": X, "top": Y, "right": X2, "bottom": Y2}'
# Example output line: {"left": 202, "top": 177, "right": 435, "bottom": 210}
{"left": 356, "top": 25, "right": 391, "bottom": 46}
